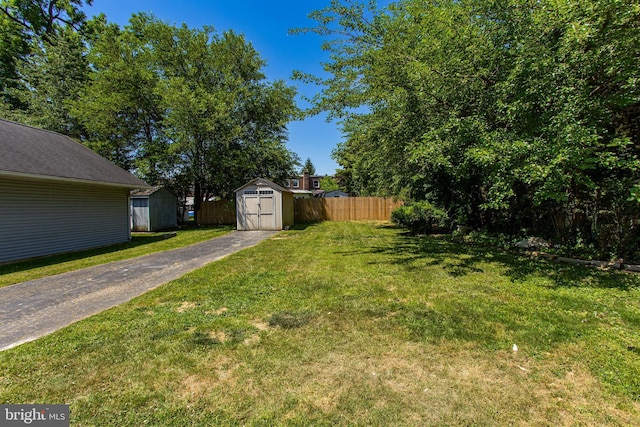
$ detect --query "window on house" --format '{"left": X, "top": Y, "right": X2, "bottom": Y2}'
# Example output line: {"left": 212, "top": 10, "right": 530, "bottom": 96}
{"left": 313, "top": 180, "right": 320, "bottom": 188}
{"left": 259, "top": 190, "right": 274, "bottom": 195}
{"left": 244, "top": 190, "right": 258, "bottom": 195}
{"left": 291, "top": 179, "right": 299, "bottom": 188}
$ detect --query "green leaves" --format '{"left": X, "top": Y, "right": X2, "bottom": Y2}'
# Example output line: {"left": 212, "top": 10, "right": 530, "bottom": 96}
{"left": 304, "top": 0, "right": 640, "bottom": 257}
{"left": 70, "top": 14, "right": 299, "bottom": 202}
{"left": 2, "top": 5, "right": 299, "bottom": 203}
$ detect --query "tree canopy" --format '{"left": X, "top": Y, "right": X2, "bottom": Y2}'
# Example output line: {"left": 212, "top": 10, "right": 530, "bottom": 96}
{"left": 1, "top": 5, "right": 300, "bottom": 222}
{"left": 298, "top": 0, "right": 640, "bottom": 259}
{"left": 301, "top": 157, "right": 316, "bottom": 174}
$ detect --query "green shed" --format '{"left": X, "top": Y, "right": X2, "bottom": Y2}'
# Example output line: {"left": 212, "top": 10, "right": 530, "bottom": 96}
{"left": 130, "top": 186, "right": 178, "bottom": 232}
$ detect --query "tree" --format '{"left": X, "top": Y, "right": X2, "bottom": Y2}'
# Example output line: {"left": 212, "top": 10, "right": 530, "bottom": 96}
{"left": 71, "top": 15, "right": 170, "bottom": 179}
{"left": 299, "top": 0, "right": 640, "bottom": 258}
{"left": 6, "top": 27, "right": 90, "bottom": 136}
{"left": 0, "top": 12, "right": 29, "bottom": 108}
{"left": 301, "top": 157, "right": 316, "bottom": 175}
{"left": 73, "top": 14, "right": 299, "bottom": 222}
{"left": 319, "top": 175, "right": 340, "bottom": 192}
{"left": 0, "top": 0, "right": 93, "bottom": 41}
{"left": 1, "top": 5, "right": 300, "bottom": 225}
{"left": 142, "top": 17, "right": 298, "bottom": 221}
{"left": 0, "top": 0, "right": 94, "bottom": 131}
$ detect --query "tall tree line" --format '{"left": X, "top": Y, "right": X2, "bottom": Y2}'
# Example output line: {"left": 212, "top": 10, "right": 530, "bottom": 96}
{"left": 1, "top": 1, "right": 299, "bottom": 221}
{"left": 297, "top": 0, "right": 640, "bottom": 259}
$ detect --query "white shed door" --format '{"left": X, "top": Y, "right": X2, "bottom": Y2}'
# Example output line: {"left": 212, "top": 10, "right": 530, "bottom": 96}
{"left": 243, "top": 189, "right": 275, "bottom": 230}
{"left": 131, "top": 198, "right": 149, "bottom": 231}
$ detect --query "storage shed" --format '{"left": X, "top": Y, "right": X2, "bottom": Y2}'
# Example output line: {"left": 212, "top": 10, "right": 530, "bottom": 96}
{"left": 235, "top": 178, "right": 293, "bottom": 231}
{"left": 130, "top": 186, "right": 178, "bottom": 231}
{"left": 0, "top": 119, "right": 148, "bottom": 264}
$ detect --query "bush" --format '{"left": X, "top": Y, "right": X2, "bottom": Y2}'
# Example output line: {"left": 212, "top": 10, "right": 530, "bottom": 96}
{"left": 391, "top": 201, "right": 449, "bottom": 235}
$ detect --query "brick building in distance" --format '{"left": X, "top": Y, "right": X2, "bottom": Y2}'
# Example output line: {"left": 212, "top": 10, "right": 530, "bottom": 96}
{"left": 284, "top": 171, "right": 333, "bottom": 198}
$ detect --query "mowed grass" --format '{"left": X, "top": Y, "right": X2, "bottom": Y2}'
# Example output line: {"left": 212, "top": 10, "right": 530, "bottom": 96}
{"left": 1, "top": 221, "right": 639, "bottom": 425}
{"left": 0, "top": 226, "right": 233, "bottom": 288}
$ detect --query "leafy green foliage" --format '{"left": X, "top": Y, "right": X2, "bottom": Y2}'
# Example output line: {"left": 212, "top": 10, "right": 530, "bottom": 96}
{"left": 5, "top": 27, "right": 90, "bottom": 136}
{"left": 1, "top": 6, "right": 300, "bottom": 215}
{"left": 71, "top": 16, "right": 174, "bottom": 177}
{"left": 77, "top": 15, "right": 300, "bottom": 212}
{"left": 391, "top": 200, "right": 449, "bottom": 234}
{"left": 299, "top": 0, "right": 640, "bottom": 260}
{"left": 301, "top": 157, "right": 316, "bottom": 174}
{"left": 0, "top": 0, "right": 93, "bottom": 40}
{"left": 0, "top": 0, "right": 94, "bottom": 126}
{"left": 0, "top": 12, "right": 29, "bottom": 108}
{"left": 319, "top": 175, "right": 340, "bottom": 191}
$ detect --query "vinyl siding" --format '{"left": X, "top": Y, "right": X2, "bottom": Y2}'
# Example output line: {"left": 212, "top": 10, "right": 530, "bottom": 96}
{"left": 0, "top": 177, "right": 131, "bottom": 264}
{"left": 130, "top": 188, "right": 177, "bottom": 232}
{"left": 148, "top": 189, "right": 177, "bottom": 231}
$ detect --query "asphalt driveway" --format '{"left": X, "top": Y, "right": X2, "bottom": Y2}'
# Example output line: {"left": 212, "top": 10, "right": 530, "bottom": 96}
{"left": 0, "top": 230, "right": 278, "bottom": 351}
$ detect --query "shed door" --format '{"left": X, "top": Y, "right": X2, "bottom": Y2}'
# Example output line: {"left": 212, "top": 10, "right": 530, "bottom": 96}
{"left": 131, "top": 198, "right": 149, "bottom": 231}
{"left": 243, "top": 189, "right": 275, "bottom": 230}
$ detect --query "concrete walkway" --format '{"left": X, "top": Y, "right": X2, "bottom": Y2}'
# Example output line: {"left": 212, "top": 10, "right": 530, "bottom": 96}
{"left": 0, "top": 230, "right": 278, "bottom": 351}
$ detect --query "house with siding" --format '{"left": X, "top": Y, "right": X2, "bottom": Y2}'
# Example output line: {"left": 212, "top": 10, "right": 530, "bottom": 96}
{"left": 0, "top": 119, "right": 148, "bottom": 264}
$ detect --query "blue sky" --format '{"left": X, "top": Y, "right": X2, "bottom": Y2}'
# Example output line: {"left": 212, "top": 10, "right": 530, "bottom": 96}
{"left": 84, "top": 0, "right": 344, "bottom": 176}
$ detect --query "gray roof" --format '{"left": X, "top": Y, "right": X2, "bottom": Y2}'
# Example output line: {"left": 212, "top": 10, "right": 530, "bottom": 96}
{"left": 131, "top": 186, "right": 162, "bottom": 197}
{"left": 0, "top": 119, "right": 148, "bottom": 188}
{"left": 235, "top": 177, "right": 292, "bottom": 193}
{"left": 130, "top": 186, "right": 176, "bottom": 198}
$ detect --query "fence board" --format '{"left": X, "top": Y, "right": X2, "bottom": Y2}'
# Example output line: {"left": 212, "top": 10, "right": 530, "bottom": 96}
{"left": 294, "top": 197, "right": 402, "bottom": 223}
{"left": 199, "top": 200, "right": 236, "bottom": 225}
{"left": 199, "top": 197, "right": 403, "bottom": 225}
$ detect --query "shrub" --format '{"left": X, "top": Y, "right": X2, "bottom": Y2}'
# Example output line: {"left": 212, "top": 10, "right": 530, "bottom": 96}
{"left": 391, "top": 201, "right": 449, "bottom": 235}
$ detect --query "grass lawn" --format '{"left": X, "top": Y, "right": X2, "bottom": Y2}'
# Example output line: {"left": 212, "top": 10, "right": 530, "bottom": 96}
{"left": 0, "top": 226, "right": 233, "bottom": 288}
{"left": 1, "top": 221, "right": 639, "bottom": 425}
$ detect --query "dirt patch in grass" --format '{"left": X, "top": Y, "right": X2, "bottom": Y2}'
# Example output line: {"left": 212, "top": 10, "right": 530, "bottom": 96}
{"left": 181, "top": 374, "right": 211, "bottom": 400}
{"left": 242, "top": 334, "right": 261, "bottom": 346}
{"left": 176, "top": 301, "right": 197, "bottom": 312}
{"left": 206, "top": 307, "right": 228, "bottom": 316}
{"left": 522, "top": 343, "right": 640, "bottom": 426}
{"left": 251, "top": 320, "right": 270, "bottom": 331}
{"left": 208, "top": 330, "right": 229, "bottom": 343}
{"left": 239, "top": 320, "right": 271, "bottom": 345}
{"left": 180, "top": 357, "right": 240, "bottom": 401}
{"left": 244, "top": 329, "right": 638, "bottom": 425}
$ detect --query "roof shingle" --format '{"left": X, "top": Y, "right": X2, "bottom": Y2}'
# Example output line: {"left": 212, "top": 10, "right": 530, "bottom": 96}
{"left": 0, "top": 119, "right": 148, "bottom": 188}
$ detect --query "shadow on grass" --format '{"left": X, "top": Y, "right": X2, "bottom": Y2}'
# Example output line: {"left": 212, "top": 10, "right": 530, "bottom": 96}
{"left": 367, "top": 225, "right": 640, "bottom": 291}
{"left": 0, "top": 233, "right": 172, "bottom": 276}
{"left": 339, "top": 225, "right": 639, "bottom": 357}
{"left": 288, "top": 222, "right": 320, "bottom": 231}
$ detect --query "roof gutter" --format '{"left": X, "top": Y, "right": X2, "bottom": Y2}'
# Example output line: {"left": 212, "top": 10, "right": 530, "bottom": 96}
{"left": 0, "top": 170, "right": 150, "bottom": 189}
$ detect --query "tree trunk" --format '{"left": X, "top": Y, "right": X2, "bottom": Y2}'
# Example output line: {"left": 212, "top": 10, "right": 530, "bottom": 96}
{"left": 194, "top": 180, "right": 202, "bottom": 226}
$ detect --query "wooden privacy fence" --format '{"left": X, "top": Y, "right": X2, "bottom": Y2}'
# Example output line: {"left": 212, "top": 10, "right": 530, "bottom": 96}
{"left": 295, "top": 197, "right": 403, "bottom": 223}
{"left": 199, "top": 200, "right": 236, "bottom": 225}
{"left": 199, "top": 197, "right": 403, "bottom": 225}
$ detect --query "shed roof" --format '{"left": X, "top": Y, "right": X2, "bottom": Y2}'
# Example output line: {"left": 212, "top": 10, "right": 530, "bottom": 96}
{"left": 130, "top": 186, "right": 176, "bottom": 198}
{"left": 235, "top": 177, "right": 292, "bottom": 194}
{"left": 0, "top": 119, "right": 148, "bottom": 188}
